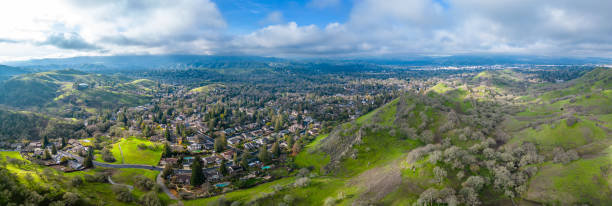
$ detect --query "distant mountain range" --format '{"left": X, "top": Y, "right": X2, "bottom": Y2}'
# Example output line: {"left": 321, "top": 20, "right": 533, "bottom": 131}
{"left": 2, "top": 55, "right": 611, "bottom": 72}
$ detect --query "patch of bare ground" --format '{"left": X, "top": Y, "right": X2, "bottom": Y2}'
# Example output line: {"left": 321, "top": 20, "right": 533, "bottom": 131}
{"left": 348, "top": 157, "right": 405, "bottom": 203}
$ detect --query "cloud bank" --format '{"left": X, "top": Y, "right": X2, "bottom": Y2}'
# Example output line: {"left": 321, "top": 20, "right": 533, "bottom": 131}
{"left": 0, "top": 0, "right": 611, "bottom": 61}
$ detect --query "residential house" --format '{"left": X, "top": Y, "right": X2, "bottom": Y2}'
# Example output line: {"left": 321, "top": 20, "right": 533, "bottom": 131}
{"left": 243, "top": 142, "right": 258, "bottom": 151}
{"left": 221, "top": 150, "right": 235, "bottom": 160}
{"left": 171, "top": 173, "right": 191, "bottom": 185}
{"left": 68, "top": 160, "right": 83, "bottom": 170}
{"left": 186, "top": 136, "right": 199, "bottom": 143}
{"left": 289, "top": 124, "right": 303, "bottom": 133}
{"left": 224, "top": 128, "right": 236, "bottom": 135}
{"left": 160, "top": 158, "right": 178, "bottom": 167}
{"left": 202, "top": 156, "right": 221, "bottom": 165}
{"left": 227, "top": 137, "right": 242, "bottom": 146}
{"left": 228, "top": 165, "right": 243, "bottom": 174}
{"left": 203, "top": 142, "right": 214, "bottom": 150}
{"left": 183, "top": 156, "right": 195, "bottom": 165}
{"left": 187, "top": 143, "right": 203, "bottom": 152}
{"left": 205, "top": 170, "right": 221, "bottom": 181}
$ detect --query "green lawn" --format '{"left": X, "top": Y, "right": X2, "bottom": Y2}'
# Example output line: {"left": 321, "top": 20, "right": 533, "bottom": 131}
{"left": 111, "top": 168, "right": 159, "bottom": 185}
{"left": 110, "top": 137, "right": 162, "bottom": 165}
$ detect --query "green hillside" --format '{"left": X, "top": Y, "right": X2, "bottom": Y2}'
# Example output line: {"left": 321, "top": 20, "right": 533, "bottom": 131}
{"left": 0, "top": 69, "right": 152, "bottom": 114}
{"left": 187, "top": 67, "right": 611, "bottom": 206}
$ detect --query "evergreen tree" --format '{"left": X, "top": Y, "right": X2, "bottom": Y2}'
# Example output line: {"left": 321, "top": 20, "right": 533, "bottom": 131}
{"left": 83, "top": 147, "right": 94, "bottom": 168}
{"left": 271, "top": 141, "right": 280, "bottom": 158}
{"left": 61, "top": 137, "right": 67, "bottom": 148}
{"left": 43, "top": 149, "right": 51, "bottom": 160}
{"left": 162, "top": 164, "right": 173, "bottom": 179}
{"left": 137, "top": 118, "right": 143, "bottom": 129}
{"left": 258, "top": 144, "right": 270, "bottom": 164}
{"left": 175, "top": 123, "right": 182, "bottom": 136}
{"left": 118, "top": 112, "right": 127, "bottom": 125}
{"left": 286, "top": 136, "right": 294, "bottom": 151}
{"left": 51, "top": 144, "right": 57, "bottom": 155}
{"left": 219, "top": 159, "right": 228, "bottom": 176}
{"left": 190, "top": 156, "right": 204, "bottom": 186}
{"left": 164, "top": 129, "right": 171, "bottom": 142}
{"left": 240, "top": 155, "right": 248, "bottom": 169}
{"left": 214, "top": 135, "right": 226, "bottom": 153}
{"left": 162, "top": 143, "right": 172, "bottom": 158}
{"left": 42, "top": 136, "right": 49, "bottom": 148}
{"left": 142, "top": 125, "right": 151, "bottom": 137}
{"left": 274, "top": 118, "right": 282, "bottom": 132}
{"left": 232, "top": 152, "right": 238, "bottom": 166}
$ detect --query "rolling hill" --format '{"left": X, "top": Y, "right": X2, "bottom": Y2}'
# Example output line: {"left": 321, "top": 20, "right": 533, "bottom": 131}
{"left": 188, "top": 67, "right": 611, "bottom": 205}
{"left": 0, "top": 69, "right": 153, "bottom": 114}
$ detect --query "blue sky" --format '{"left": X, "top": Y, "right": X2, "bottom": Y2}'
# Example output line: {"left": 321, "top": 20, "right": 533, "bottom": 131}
{"left": 0, "top": 0, "right": 611, "bottom": 62}
{"left": 215, "top": 0, "right": 351, "bottom": 34}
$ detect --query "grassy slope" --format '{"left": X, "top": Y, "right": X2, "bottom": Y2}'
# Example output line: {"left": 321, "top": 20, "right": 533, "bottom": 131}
{"left": 526, "top": 145, "right": 612, "bottom": 205}
{"left": 187, "top": 97, "right": 423, "bottom": 205}
{"left": 0, "top": 69, "right": 151, "bottom": 112}
{"left": 110, "top": 137, "right": 163, "bottom": 165}
{"left": 505, "top": 67, "right": 612, "bottom": 204}
{"left": 510, "top": 118, "right": 606, "bottom": 151}
{"left": 294, "top": 134, "right": 330, "bottom": 173}
{"left": 1, "top": 151, "right": 173, "bottom": 205}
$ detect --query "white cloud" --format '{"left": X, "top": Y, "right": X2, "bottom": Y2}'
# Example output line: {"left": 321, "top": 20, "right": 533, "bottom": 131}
{"left": 234, "top": 0, "right": 612, "bottom": 57}
{"left": 0, "top": 0, "right": 226, "bottom": 60}
{"left": 1, "top": 0, "right": 612, "bottom": 61}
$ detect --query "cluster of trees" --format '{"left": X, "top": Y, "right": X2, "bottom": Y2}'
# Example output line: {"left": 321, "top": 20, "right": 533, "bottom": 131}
{"left": 552, "top": 147, "right": 579, "bottom": 164}
{"left": 412, "top": 138, "right": 544, "bottom": 205}
{"left": 0, "top": 109, "right": 86, "bottom": 142}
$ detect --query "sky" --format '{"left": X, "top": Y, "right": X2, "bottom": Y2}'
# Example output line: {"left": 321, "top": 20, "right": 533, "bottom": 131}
{"left": 0, "top": 0, "right": 611, "bottom": 62}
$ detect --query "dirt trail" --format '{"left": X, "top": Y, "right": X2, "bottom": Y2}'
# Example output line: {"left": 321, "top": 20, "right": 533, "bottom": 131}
{"left": 348, "top": 158, "right": 405, "bottom": 203}
{"left": 118, "top": 143, "right": 125, "bottom": 164}
{"left": 107, "top": 176, "right": 134, "bottom": 191}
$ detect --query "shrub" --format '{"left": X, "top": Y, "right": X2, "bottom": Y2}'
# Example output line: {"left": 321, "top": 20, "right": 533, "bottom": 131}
{"left": 323, "top": 197, "right": 337, "bottom": 206}
{"left": 433, "top": 166, "right": 447, "bottom": 183}
{"left": 552, "top": 147, "right": 579, "bottom": 164}
{"left": 62, "top": 192, "right": 80, "bottom": 206}
{"left": 102, "top": 148, "right": 115, "bottom": 162}
{"left": 134, "top": 175, "right": 156, "bottom": 191}
{"left": 140, "top": 191, "right": 162, "bottom": 206}
{"left": 296, "top": 168, "right": 310, "bottom": 178}
{"left": 208, "top": 196, "right": 228, "bottom": 206}
{"left": 566, "top": 116, "right": 579, "bottom": 127}
{"left": 138, "top": 143, "right": 148, "bottom": 150}
{"left": 70, "top": 176, "right": 83, "bottom": 187}
{"left": 462, "top": 176, "right": 486, "bottom": 191}
{"left": 283, "top": 194, "right": 294, "bottom": 203}
{"left": 84, "top": 172, "right": 107, "bottom": 183}
{"left": 112, "top": 185, "right": 134, "bottom": 203}
{"left": 294, "top": 177, "right": 310, "bottom": 188}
